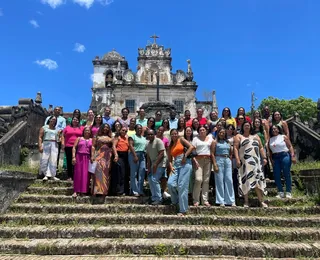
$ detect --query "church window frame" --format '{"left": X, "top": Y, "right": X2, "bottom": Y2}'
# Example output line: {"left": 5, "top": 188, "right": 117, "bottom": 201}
{"left": 125, "top": 99, "right": 136, "bottom": 113}
{"left": 173, "top": 100, "right": 184, "bottom": 113}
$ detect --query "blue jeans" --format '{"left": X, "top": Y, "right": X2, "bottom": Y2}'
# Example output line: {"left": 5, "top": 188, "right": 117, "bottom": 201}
{"left": 148, "top": 166, "right": 166, "bottom": 202}
{"left": 128, "top": 152, "right": 146, "bottom": 195}
{"left": 215, "top": 156, "right": 235, "bottom": 205}
{"left": 168, "top": 155, "right": 192, "bottom": 213}
{"left": 272, "top": 152, "right": 292, "bottom": 193}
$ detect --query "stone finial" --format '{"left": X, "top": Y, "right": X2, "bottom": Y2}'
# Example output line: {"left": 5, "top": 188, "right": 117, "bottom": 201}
{"left": 186, "top": 59, "right": 194, "bottom": 82}
{"left": 35, "top": 92, "right": 42, "bottom": 105}
{"left": 95, "top": 56, "right": 99, "bottom": 60}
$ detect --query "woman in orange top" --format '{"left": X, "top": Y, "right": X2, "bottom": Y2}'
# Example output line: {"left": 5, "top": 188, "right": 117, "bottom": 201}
{"left": 167, "top": 129, "right": 194, "bottom": 216}
{"left": 111, "top": 126, "right": 130, "bottom": 196}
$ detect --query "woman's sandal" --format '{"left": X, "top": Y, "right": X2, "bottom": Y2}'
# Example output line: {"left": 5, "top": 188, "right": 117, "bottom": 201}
{"left": 204, "top": 202, "right": 211, "bottom": 207}
{"left": 72, "top": 193, "right": 78, "bottom": 198}
{"left": 193, "top": 202, "right": 199, "bottom": 207}
{"left": 260, "top": 201, "right": 268, "bottom": 208}
{"left": 177, "top": 212, "right": 186, "bottom": 217}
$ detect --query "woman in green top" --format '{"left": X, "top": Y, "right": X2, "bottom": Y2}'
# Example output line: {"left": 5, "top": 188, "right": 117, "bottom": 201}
{"left": 128, "top": 124, "right": 147, "bottom": 196}
{"left": 253, "top": 118, "right": 268, "bottom": 147}
{"left": 66, "top": 109, "right": 86, "bottom": 126}
{"left": 154, "top": 110, "right": 163, "bottom": 131}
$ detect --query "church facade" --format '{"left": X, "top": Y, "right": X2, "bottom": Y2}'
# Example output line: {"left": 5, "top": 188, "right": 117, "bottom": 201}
{"left": 90, "top": 37, "right": 201, "bottom": 116}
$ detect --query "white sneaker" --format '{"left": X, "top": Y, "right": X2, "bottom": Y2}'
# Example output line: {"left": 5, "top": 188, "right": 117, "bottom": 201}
{"left": 276, "top": 192, "right": 285, "bottom": 199}
{"left": 163, "top": 191, "right": 171, "bottom": 199}
{"left": 286, "top": 192, "right": 292, "bottom": 199}
{"left": 53, "top": 177, "right": 60, "bottom": 181}
{"left": 42, "top": 176, "right": 48, "bottom": 181}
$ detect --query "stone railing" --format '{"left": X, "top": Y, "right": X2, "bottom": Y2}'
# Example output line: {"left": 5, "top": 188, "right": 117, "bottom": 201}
{"left": 0, "top": 98, "right": 48, "bottom": 165}
{"left": 287, "top": 114, "right": 320, "bottom": 161}
{"left": 0, "top": 171, "right": 36, "bottom": 214}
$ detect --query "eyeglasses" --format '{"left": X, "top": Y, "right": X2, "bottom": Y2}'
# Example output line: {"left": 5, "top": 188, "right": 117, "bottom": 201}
{"left": 239, "top": 118, "right": 244, "bottom": 120}
{"left": 156, "top": 114, "right": 161, "bottom": 116}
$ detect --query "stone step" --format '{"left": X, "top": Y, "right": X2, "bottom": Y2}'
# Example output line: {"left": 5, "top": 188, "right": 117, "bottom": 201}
{"left": 24, "top": 186, "right": 282, "bottom": 197}
{"left": 0, "top": 238, "right": 318, "bottom": 258}
{"left": 0, "top": 255, "right": 234, "bottom": 260}
{"left": 1, "top": 213, "right": 319, "bottom": 227}
{"left": 16, "top": 194, "right": 309, "bottom": 207}
{"left": 9, "top": 203, "right": 320, "bottom": 217}
{"left": 32, "top": 179, "right": 280, "bottom": 189}
{"left": 0, "top": 225, "right": 319, "bottom": 241}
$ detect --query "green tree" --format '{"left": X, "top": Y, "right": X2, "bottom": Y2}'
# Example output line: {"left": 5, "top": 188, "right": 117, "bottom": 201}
{"left": 257, "top": 96, "right": 317, "bottom": 122}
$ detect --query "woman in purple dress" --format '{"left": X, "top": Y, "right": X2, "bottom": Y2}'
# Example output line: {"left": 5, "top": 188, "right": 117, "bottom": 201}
{"left": 72, "top": 127, "right": 93, "bottom": 197}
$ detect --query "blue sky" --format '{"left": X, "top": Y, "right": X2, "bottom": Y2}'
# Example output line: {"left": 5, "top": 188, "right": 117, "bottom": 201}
{"left": 0, "top": 0, "right": 319, "bottom": 116}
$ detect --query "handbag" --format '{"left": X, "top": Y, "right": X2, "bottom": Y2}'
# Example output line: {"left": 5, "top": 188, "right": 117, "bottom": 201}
{"left": 88, "top": 161, "right": 97, "bottom": 174}
{"left": 184, "top": 147, "right": 197, "bottom": 159}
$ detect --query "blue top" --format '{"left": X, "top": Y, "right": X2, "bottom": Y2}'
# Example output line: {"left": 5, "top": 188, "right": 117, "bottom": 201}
{"left": 169, "top": 118, "right": 178, "bottom": 129}
{"left": 215, "top": 140, "right": 230, "bottom": 155}
{"left": 102, "top": 116, "right": 115, "bottom": 128}
{"left": 44, "top": 115, "right": 66, "bottom": 131}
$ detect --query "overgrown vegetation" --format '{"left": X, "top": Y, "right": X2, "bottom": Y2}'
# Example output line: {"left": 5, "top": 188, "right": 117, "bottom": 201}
{"left": 291, "top": 161, "right": 320, "bottom": 175}
{"left": 0, "top": 163, "right": 39, "bottom": 175}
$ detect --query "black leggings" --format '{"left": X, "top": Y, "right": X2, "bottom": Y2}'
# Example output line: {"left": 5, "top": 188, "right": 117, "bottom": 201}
{"left": 64, "top": 147, "right": 74, "bottom": 180}
{"left": 111, "top": 151, "right": 129, "bottom": 195}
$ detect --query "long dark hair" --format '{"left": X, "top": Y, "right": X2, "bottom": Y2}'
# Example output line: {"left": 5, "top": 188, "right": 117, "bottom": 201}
{"left": 98, "top": 123, "right": 112, "bottom": 138}
{"left": 240, "top": 121, "right": 253, "bottom": 135}
{"left": 252, "top": 118, "right": 264, "bottom": 134}
{"left": 269, "top": 124, "right": 283, "bottom": 137}
{"left": 216, "top": 128, "right": 228, "bottom": 142}
{"left": 177, "top": 117, "right": 186, "bottom": 131}
{"left": 169, "top": 129, "right": 179, "bottom": 148}
{"left": 161, "top": 118, "right": 170, "bottom": 130}
{"left": 72, "top": 109, "right": 81, "bottom": 120}
{"left": 71, "top": 116, "right": 80, "bottom": 127}
{"left": 222, "top": 107, "right": 232, "bottom": 118}
{"left": 93, "top": 114, "right": 103, "bottom": 127}
{"left": 147, "top": 117, "right": 156, "bottom": 130}
{"left": 192, "top": 118, "right": 200, "bottom": 131}
{"left": 46, "top": 116, "right": 57, "bottom": 127}
{"left": 112, "top": 121, "right": 123, "bottom": 133}
{"left": 184, "top": 126, "right": 193, "bottom": 141}
{"left": 272, "top": 111, "right": 283, "bottom": 122}
{"left": 82, "top": 126, "right": 92, "bottom": 138}
{"left": 236, "top": 107, "right": 246, "bottom": 118}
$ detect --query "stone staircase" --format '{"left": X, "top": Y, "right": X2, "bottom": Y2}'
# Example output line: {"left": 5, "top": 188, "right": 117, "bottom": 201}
{"left": 0, "top": 179, "right": 320, "bottom": 259}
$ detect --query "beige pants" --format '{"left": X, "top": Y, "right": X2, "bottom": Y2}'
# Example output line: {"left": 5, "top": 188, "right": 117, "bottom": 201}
{"left": 192, "top": 157, "right": 212, "bottom": 204}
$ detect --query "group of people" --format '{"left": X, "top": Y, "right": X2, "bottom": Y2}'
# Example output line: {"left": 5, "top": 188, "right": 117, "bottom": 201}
{"left": 38, "top": 105, "right": 296, "bottom": 216}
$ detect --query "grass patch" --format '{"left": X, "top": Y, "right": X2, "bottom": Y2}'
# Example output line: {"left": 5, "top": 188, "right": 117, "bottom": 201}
{"left": 292, "top": 161, "right": 320, "bottom": 175}
{"left": 0, "top": 163, "right": 39, "bottom": 175}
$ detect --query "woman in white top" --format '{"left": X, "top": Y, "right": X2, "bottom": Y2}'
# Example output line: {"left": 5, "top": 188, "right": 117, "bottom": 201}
{"left": 268, "top": 124, "right": 296, "bottom": 199}
{"left": 192, "top": 126, "right": 213, "bottom": 206}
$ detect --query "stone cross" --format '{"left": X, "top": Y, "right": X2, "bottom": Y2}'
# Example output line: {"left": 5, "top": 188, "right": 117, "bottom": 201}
{"left": 150, "top": 34, "right": 159, "bottom": 44}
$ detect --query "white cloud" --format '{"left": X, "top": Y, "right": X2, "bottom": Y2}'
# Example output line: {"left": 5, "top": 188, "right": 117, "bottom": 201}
{"left": 29, "top": 20, "right": 40, "bottom": 28}
{"left": 97, "top": 0, "right": 114, "bottom": 6}
{"left": 41, "top": 0, "right": 65, "bottom": 9}
{"left": 0, "top": 8, "right": 3, "bottom": 16}
{"left": 35, "top": 59, "right": 58, "bottom": 70}
{"left": 73, "top": 0, "right": 94, "bottom": 9}
{"left": 73, "top": 43, "right": 86, "bottom": 53}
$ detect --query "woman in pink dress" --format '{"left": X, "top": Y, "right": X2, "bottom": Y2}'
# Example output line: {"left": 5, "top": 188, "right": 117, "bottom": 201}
{"left": 91, "top": 114, "right": 103, "bottom": 138}
{"left": 72, "top": 127, "right": 92, "bottom": 197}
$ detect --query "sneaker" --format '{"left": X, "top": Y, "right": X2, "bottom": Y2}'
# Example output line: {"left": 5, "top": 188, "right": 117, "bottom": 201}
{"left": 42, "top": 176, "right": 48, "bottom": 181}
{"left": 163, "top": 191, "right": 171, "bottom": 199}
{"left": 52, "top": 177, "right": 60, "bottom": 181}
{"left": 286, "top": 192, "right": 292, "bottom": 199}
{"left": 276, "top": 192, "right": 285, "bottom": 199}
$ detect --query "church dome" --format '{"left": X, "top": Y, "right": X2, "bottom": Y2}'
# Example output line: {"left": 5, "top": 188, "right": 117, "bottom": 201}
{"left": 102, "top": 50, "right": 125, "bottom": 61}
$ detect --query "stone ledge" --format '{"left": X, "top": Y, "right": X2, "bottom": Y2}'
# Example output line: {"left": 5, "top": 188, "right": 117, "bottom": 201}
{"left": 0, "top": 238, "right": 318, "bottom": 258}
{"left": 8, "top": 203, "right": 320, "bottom": 216}
{"left": 0, "top": 225, "right": 319, "bottom": 241}
{"left": 1, "top": 214, "right": 319, "bottom": 227}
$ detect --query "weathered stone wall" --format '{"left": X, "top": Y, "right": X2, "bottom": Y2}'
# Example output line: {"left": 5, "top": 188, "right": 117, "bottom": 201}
{"left": 0, "top": 171, "right": 35, "bottom": 214}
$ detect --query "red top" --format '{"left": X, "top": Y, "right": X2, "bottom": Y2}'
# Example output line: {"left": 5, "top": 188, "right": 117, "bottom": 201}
{"left": 198, "top": 117, "right": 207, "bottom": 126}
{"left": 63, "top": 126, "right": 84, "bottom": 147}
{"left": 185, "top": 118, "right": 193, "bottom": 127}
{"left": 116, "top": 136, "right": 129, "bottom": 152}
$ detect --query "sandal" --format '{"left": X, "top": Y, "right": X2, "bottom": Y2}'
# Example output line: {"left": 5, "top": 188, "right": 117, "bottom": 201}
{"left": 204, "top": 202, "right": 211, "bottom": 207}
{"left": 260, "top": 201, "right": 268, "bottom": 208}
{"left": 177, "top": 212, "right": 186, "bottom": 217}
{"left": 193, "top": 202, "right": 199, "bottom": 207}
{"left": 72, "top": 193, "right": 78, "bottom": 198}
